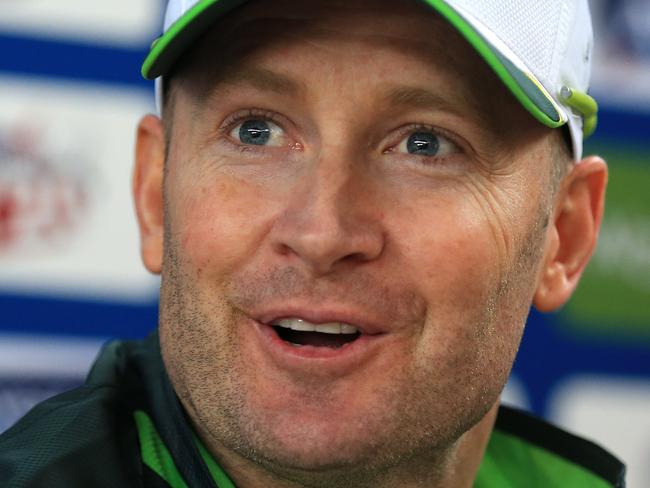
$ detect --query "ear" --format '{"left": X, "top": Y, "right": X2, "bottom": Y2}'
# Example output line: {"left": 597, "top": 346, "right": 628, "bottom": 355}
{"left": 534, "top": 155, "right": 608, "bottom": 312}
{"left": 133, "top": 114, "right": 166, "bottom": 274}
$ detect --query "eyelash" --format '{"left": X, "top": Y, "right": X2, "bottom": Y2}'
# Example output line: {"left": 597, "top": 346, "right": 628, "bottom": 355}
{"left": 220, "top": 109, "right": 286, "bottom": 137}
{"left": 386, "top": 124, "right": 463, "bottom": 156}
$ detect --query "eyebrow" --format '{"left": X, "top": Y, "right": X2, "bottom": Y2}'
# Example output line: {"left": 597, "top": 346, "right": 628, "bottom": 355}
{"left": 214, "top": 66, "right": 305, "bottom": 96}
{"left": 383, "top": 85, "right": 461, "bottom": 114}
{"left": 384, "top": 84, "right": 497, "bottom": 135}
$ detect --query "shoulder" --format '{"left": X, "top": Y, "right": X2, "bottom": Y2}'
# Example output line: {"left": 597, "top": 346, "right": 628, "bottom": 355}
{"left": 0, "top": 338, "right": 153, "bottom": 488}
{"left": 477, "top": 405, "right": 626, "bottom": 488}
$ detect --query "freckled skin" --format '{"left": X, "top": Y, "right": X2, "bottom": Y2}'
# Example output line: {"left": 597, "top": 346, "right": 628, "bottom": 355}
{"left": 145, "top": 1, "right": 569, "bottom": 487}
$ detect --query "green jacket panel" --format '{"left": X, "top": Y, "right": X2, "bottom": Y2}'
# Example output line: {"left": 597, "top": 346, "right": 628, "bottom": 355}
{"left": 0, "top": 335, "right": 626, "bottom": 487}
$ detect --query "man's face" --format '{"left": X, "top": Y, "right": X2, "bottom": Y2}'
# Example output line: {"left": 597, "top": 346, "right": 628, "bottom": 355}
{"left": 156, "top": 0, "right": 555, "bottom": 479}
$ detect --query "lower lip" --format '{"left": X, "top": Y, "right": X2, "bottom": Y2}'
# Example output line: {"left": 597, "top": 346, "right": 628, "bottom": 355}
{"left": 252, "top": 319, "right": 383, "bottom": 366}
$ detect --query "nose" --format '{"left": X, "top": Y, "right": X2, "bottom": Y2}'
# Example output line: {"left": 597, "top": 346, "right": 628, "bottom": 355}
{"left": 269, "top": 154, "right": 385, "bottom": 275}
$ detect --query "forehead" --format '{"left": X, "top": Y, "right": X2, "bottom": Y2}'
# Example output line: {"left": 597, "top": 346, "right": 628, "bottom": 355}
{"left": 171, "top": 0, "right": 538, "bottom": 139}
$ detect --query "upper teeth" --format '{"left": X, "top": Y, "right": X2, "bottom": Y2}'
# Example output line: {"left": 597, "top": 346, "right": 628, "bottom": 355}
{"left": 272, "top": 318, "right": 359, "bottom": 335}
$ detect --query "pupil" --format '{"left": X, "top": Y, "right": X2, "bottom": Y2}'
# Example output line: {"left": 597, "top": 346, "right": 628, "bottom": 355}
{"left": 407, "top": 132, "right": 439, "bottom": 156}
{"left": 239, "top": 120, "right": 271, "bottom": 145}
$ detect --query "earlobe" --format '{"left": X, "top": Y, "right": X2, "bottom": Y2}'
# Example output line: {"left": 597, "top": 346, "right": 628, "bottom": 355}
{"left": 534, "top": 156, "right": 608, "bottom": 312}
{"left": 133, "top": 114, "right": 166, "bottom": 274}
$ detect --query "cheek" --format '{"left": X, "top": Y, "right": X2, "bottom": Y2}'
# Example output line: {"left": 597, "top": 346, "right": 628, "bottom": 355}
{"left": 169, "top": 173, "right": 276, "bottom": 279}
{"left": 391, "top": 187, "right": 531, "bottom": 371}
{"left": 397, "top": 200, "right": 503, "bottom": 312}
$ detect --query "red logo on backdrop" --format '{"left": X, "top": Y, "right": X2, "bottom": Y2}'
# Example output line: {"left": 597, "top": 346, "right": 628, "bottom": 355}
{"left": 0, "top": 123, "right": 92, "bottom": 253}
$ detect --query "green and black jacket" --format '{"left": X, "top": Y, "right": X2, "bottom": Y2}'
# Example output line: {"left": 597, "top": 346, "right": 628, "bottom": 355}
{"left": 0, "top": 334, "right": 626, "bottom": 487}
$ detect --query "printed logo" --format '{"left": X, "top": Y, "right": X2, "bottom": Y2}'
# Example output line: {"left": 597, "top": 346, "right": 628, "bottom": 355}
{"left": 0, "top": 121, "right": 97, "bottom": 255}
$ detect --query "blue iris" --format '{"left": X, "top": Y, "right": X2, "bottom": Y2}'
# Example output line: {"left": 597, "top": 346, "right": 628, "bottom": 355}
{"left": 407, "top": 132, "right": 439, "bottom": 156}
{"left": 239, "top": 120, "right": 271, "bottom": 145}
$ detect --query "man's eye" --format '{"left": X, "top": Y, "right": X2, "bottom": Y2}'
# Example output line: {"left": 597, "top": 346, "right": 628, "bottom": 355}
{"left": 230, "top": 119, "right": 286, "bottom": 147}
{"left": 396, "top": 131, "right": 458, "bottom": 157}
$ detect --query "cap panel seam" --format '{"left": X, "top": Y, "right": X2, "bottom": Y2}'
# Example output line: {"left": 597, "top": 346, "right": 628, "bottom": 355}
{"left": 549, "top": 0, "right": 572, "bottom": 94}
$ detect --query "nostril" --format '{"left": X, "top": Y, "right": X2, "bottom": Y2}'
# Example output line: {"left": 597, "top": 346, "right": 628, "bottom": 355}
{"left": 344, "top": 251, "right": 372, "bottom": 263}
{"left": 274, "top": 242, "right": 294, "bottom": 257}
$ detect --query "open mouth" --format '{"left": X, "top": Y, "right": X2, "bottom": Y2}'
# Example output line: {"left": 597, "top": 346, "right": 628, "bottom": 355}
{"left": 271, "top": 318, "right": 362, "bottom": 349}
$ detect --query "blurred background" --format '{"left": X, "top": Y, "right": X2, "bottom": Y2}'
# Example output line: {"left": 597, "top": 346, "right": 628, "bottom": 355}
{"left": 0, "top": 0, "right": 648, "bottom": 485}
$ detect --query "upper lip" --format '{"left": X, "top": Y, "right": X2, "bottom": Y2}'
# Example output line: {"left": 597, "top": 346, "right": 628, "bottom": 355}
{"left": 251, "top": 306, "right": 388, "bottom": 335}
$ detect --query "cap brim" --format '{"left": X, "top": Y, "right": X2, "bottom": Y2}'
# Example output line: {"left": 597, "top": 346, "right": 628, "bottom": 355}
{"left": 142, "top": 0, "right": 247, "bottom": 80}
{"left": 142, "top": 0, "right": 566, "bottom": 130}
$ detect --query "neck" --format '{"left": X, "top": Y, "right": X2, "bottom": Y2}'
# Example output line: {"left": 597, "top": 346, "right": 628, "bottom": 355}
{"left": 194, "top": 403, "right": 499, "bottom": 488}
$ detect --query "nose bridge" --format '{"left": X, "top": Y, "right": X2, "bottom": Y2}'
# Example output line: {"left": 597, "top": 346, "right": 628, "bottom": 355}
{"left": 309, "top": 149, "right": 362, "bottom": 236}
{"left": 270, "top": 145, "right": 384, "bottom": 274}
{"left": 313, "top": 144, "right": 355, "bottom": 208}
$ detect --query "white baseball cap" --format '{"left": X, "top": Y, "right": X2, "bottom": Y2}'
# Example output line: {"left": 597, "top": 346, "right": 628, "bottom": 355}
{"left": 142, "top": 0, "right": 599, "bottom": 160}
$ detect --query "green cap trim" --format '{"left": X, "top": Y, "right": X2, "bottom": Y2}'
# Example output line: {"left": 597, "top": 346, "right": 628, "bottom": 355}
{"left": 561, "top": 87, "right": 599, "bottom": 137}
{"left": 420, "top": 0, "right": 564, "bottom": 129}
{"left": 142, "top": 0, "right": 245, "bottom": 79}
